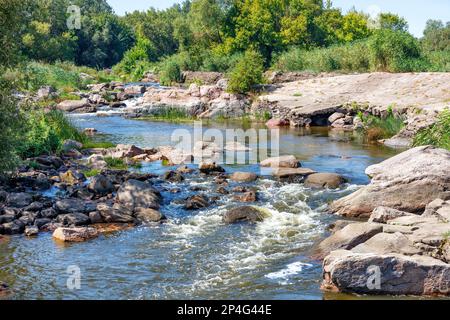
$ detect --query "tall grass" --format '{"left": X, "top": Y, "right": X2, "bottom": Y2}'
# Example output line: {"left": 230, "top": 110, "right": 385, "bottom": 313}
{"left": 413, "top": 109, "right": 450, "bottom": 150}
{"left": 358, "top": 110, "right": 405, "bottom": 142}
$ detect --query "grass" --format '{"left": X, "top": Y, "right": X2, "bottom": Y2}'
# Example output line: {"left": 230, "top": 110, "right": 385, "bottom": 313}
{"left": 413, "top": 109, "right": 450, "bottom": 150}
{"left": 357, "top": 109, "right": 405, "bottom": 142}
{"left": 82, "top": 141, "right": 116, "bottom": 150}
{"left": 104, "top": 157, "right": 128, "bottom": 170}
{"left": 82, "top": 168, "right": 101, "bottom": 177}
{"left": 138, "top": 107, "right": 196, "bottom": 123}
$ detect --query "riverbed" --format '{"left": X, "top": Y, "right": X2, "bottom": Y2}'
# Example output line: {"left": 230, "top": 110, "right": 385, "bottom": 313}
{"left": 0, "top": 114, "right": 400, "bottom": 300}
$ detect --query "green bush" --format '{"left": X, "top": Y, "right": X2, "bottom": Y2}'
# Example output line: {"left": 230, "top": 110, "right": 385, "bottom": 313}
{"left": 0, "top": 84, "right": 24, "bottom": 174}
{"left": 413, "top": 109, "right": 450, "bottom": 150}
{"left": 17, "top": 109, "right": 88, "bottom": 158}
{"left": 368, "top": 29, "right": 427, "bottom": 72}
{"left": 158, "top": 57, "right": 183, "bottom": 86}
{"left": 228, "top": 50, "right": 265, "bottom": 94}
{"left": 272, "top": 41, "right": 370, "bottom": 72}
{"left": 201, "top": 51, "right": 244, "bottom": 72}
{"left": 358, "top": 109, "right": 405, "bottom": 142}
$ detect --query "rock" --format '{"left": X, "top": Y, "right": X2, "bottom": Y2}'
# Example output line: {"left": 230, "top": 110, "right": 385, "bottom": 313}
{"left": 0, "top": 282, "right": 10, "bottom": 297}
{"left": 351, "top": 232, "right": 421, "bottom": 256}
{"left": 89, "top": 211, "right": 103, "bottom": 224}
{"left": 34, "top": 218, "right": 52, "bottom": 229}
{"left": 305, "top": 173, "right": 346, "bottom": 189}
{"left": 88, "top": 175, "right": 115, "bottom": 196}
{"left": 260, "top": 155, "right": 300, "bottom": 168}
{"left": 25, "top": 226, "right": 39, "bottom": 237}
{"left": 314, "top": 222, "right": 383, "bottom": 259}
{"left": 135, "top": 208, "right": 166, "bottom": 223}
{"left": 223, "top": 206, "right": 265, "bottom": 224}
{"left": 328, "top": 112, "right": 345, "bottom": 124}
{"left": 163, "top": 171, "right": 185, "bottom": 183}
{"left": 57, "top": 99, "right": 92, "bottom": 112}
{"left": 7, "top": 193, "right": 33, "bottom": 208}
{"left": 271, "top": 168, "right": 316, "bottom": 179}
{"left": 234, "top": 191, "right": 257, "bottom": 202}
{"left": 423, "top": 199, "right": 450, "bottom": 222}
{"left": 0, "top": 213, "right": 16, "bottom": 224}
{"left": 382, "top": 137, "right": 412, "bottom": 149}
{"left": 84, "top": 128, "right": 98, "bottom": 135}
{"left": 177, "top": 165, "right": 194, "bottom": 174}
{"left": 116, "top": 180, "right": 161, "bottom": 210}
{"left": 199, "top": 160, "right": 225, "bottom": 174}
{"left": 322, "top": 250, "right": 450, "bottom": 296}
{"left": 387, "top": 215, "right": 440, "bottom": 227}
{"left": 327, "top": 220, "right": 358, "bottom": 233}
{"left": 369, "top": 207, "right": 414, "bottom": 223}
{"left": 216, "top": 186, "right": 229, "bottom": 195}
{"left": 54, "top": 198, "right": 96, "bottom": 214}
{"left": 185, "top": 195, "right": 210, "bottom": 210}
{"left": 56, "top": 213, "right": 90, "bottom": 226}
{"left": 59, "top": 170, "right": 80, "bottom": 185}
{"left": 97, "top": 204, "right": 135, "bottom": 223}
{"left": 52, "top": 227, "right": 99, "bottom": 242}
{"left": 110, "top": 144, "right": 146, "bottom": 158}
{"left": 124, "top": 85, "right": 145, "bottom": 95}
{"left": 40, "top": 208, "right": 58, "bottom": 219}
{"left": 24, "top": 202, "right": 44, "bottom": 212}
{"left": 330, "top": 146, "right": 450, "bottom": 218}
{"left": 230, "top": 172, "right": 258, "bottom": 183}
{"left": 266, "top": 119, "right": 290, "bottom": 127}
{"left": 37, "top": 85, "right": 56, "bottom": 100}
{"left": 2, "top": 220, "right": 25, "bottom": 235}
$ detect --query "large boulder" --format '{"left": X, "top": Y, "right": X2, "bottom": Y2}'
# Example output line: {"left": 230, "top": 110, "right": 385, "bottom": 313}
{"left": 7, "top": 193, "right": 33, "bottom": 208}
{"left": 330, "top": 146, "right": 450, "bottom": 218}
{"left": 134, "top": 208, "right": 166, "bottom": 223}
{"left": 97, "top": 204, "right": 135, "bottom": 223}
{"left": 260, "top": 155, "right": 299, "bottom": 168}
{"left": 351, "top": 232, "right": 421, "bottom": 256}
{"left": 184, "top": 195, "right": 210, "bottom": 210}
{"left": 54, "top": 198, "right": 96, "bottom": 214}
{"left": 322, "top": 250, "right": 450, "bottom": 296}
{"left": 305, "top": 173, "right": 346, "bottom": 189}
{"left": 314, "top": 222, "right": 383, "bottom": 259}
{"left": 423, "top": 199, "right": 450, "bottom": 222}
{"left": 57, "top": 99, "right": 93, "bottom": 112}
{"left": 116, "top": 180, "right": 161, "bottom": 211}
{"left": 271, "top": 168, "right": 316, "bottom": 180}
{"left": 53, "top": 227, "right": 99, "bottom": 242}
{"left": 223, "top": 206, "right": 266, "bottom": 224}
{"left": 56, "top": 213, "right": 90, "bottom": 226}
{"left": 88, "top": 175, "right": 115, "bottom": 196}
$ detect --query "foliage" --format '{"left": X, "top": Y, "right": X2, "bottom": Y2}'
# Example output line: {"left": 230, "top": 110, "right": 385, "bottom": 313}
{"left": 228, "top": 50, "right": 265, "bottom": 94}
{"left": 413, "top": 109, "right": 450, "bottom": 150}
{"left": 158, "top": 56, "right": 184, "bottom": 86}
{"left": 422, "top": 20, "right": 450, "bottom": 52}
{"left": 358, "top": 109, "right": 405, "bottom": 142}
{"left": 104, "top": 157, "right": 127, "bottom": 170}
{"left": 82, "top": 141, "right": 116, "bottom": 149}
{"left": 0, "top": 83, "right": 24, "bottom": 174}
{"left": 82, "top": 169, "right": 101, "bottom": 178}
{"left": 368, "top": 29, "right": 427, "bottom": 72}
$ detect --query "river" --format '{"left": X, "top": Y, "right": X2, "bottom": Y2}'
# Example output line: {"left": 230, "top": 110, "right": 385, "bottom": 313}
{"left": 0, "top": 113, "right": 400, "bottom": 300}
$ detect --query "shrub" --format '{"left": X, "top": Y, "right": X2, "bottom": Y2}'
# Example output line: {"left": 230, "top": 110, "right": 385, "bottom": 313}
{"left": 359, "top": 110, "right": 405, "bottom": 142}
{"left": 368, "top": 29, "right": 427, "bottom": 72}
{"left": 0, "top": 84, "right": 24, "bottom": 174}
{"left": 413, "top": 109, "right": 450, "bottom": 150}
{"left": 158, "top": 57, "right": 183, "bottom": 86}
{"left": 228, "top": 50, "right": 265, "bottom": 94}
{"left": 104, "top": 157, "right": 127, "bottom": 170}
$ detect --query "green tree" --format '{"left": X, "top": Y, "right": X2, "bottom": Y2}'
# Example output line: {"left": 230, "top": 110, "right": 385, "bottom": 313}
{"left": 378, "top": 13, "right": 409, "bottom": 32}
{"left": 422, "top": 19, "right": 450, "bottom": 52}
{"left": 228, "top": 49, "right": 265, "bottom": 94}
{"left": 337, "top": 11, "right": 370, "bottom": 42}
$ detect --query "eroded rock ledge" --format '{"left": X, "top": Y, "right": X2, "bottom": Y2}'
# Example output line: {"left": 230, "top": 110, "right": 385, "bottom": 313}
{"left": 319, "top": 146, "right": 450, "bottom": 296}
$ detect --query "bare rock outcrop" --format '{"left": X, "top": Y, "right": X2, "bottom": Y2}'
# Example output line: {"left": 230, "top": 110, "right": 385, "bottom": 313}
{"left": 330, "top": 146, "right": 450, "bottom": 218}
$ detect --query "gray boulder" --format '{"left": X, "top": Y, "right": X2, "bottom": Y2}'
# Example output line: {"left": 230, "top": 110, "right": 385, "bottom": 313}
{"left": 330, "top": 146, "right": 450, "bottom": 218}
{"left": 223, "top": 206, "right": 265, "bottom": 224}
{"left": 116, "top": 180, "right": 161, "bottom": 210}
{"left": 305, "top": 173, "right": 346, "bottom": 189}
{"left": 88, "top": 175, "right": 115, "bottom": 196}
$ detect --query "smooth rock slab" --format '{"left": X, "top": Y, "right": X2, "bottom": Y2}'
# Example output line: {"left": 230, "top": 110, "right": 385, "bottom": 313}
{"left": 369, "top": 207, "right": 415, "bottom": 223}
{"left": 314, "top": 222, "right": 383, "bottom": 259}
{"left": 330, "top": 146, "right": 450, "bottom": 218}
{"left": 322, "top": 250, "right": 450, "bottom": 296}
{"left": 351, "top": 232, "right": 421, "bottom": 256}
{"left": 53, "top": 227, "right": 99, "bottom": 242}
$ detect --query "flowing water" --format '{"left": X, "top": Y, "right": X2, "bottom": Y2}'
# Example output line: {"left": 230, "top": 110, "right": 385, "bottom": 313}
{"left": 0, "top": 114, "right": 400, "bottom": 300}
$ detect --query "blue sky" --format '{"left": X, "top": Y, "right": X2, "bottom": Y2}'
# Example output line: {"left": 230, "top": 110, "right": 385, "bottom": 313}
{"left": 107, "top": 0, "right": 450, "bottom": 37}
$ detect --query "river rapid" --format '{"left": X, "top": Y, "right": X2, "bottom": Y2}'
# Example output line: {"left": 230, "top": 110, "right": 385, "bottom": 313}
{"left": 0, "top": 113, "right": 399, "bottom": 300}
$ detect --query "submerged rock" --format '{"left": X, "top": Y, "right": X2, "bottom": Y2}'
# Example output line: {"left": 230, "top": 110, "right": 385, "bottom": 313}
{"left": 330, "top": 146, "right": 450, "bottom": 218}
{"left": 223, "top": 206, "right": 265, "bottom": 224}
{"left": 305, "top": 173, "right": 347, "bottom": 189}
{"left": 52, "top": 227, "right": 99, "bottom": 242}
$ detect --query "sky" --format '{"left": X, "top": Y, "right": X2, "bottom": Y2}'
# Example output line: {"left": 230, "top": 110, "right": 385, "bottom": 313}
{"left": 107, "top": 0, "right": 450, "bottom": 37}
